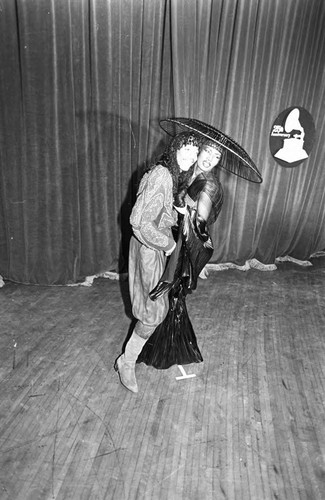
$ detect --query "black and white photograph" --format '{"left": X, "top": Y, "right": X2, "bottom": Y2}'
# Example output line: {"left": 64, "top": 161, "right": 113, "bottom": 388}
{"left": 0, "top": 1, "right": 324, "bottom": 499}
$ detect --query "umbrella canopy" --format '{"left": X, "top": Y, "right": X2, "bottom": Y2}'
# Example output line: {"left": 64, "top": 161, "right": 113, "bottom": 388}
{"left": 160, "top": 117, "right": 262, "bottom": 183}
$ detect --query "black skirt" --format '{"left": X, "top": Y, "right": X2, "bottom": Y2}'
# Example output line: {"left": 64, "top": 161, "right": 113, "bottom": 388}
{"left": 137, "top": 283, "right": 203, "bottom": 369}
{"left": 137, "top": 209, "right": 213, "bottom": 369}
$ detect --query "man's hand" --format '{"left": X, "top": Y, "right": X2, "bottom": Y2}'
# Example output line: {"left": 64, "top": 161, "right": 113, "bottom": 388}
{"left": 174, "top": 205, "right": 187, "bottom": 215}
{"left": 165, "top": 242, "right": 176, "bottom": 256}
{"left": 199, "top": 266, "right": 209, "bottom": 279}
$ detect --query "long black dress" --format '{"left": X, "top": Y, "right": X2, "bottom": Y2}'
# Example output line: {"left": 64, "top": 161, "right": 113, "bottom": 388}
{"left": 137, "top": 171, "right": 224, "bottom": 369}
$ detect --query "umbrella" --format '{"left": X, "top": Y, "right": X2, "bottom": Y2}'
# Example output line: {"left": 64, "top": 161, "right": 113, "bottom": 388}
{"left": 160, "top": 117, "right": 262, "bottom": 183}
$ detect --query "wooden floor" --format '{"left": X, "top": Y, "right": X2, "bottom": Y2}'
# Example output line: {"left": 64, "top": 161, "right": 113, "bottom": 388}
{"left": 0, "top": 258, "right": 325, "bottom": 500}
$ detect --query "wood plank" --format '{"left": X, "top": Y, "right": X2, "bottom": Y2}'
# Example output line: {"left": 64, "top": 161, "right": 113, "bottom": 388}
{"left": 0, "top": 259, "right": 325, "bottom": 499}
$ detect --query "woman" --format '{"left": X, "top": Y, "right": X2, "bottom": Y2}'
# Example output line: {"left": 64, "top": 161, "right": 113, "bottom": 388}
{"left": 137, "top": 139, "right": 224, "bottom": 369}
{"left": 115, "top": 132, "right": 201, "bottom": 393}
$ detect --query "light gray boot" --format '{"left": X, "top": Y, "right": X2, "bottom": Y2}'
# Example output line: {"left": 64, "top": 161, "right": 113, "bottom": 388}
{"left": 114, "top": 333, "right": 147, "bottom": 393}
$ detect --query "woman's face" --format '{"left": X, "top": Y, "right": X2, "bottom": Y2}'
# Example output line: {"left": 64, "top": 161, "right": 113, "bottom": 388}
{"left": 176, "top": 144, "right": 199, "bottom": 171}
{"left": 197, "top": 144, "right": 222, "bottom": 173}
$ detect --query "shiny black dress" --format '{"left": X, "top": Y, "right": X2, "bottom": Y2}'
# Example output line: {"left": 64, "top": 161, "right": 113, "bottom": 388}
{"left": 137, "top": 171, "right": 224, "bottom": 369}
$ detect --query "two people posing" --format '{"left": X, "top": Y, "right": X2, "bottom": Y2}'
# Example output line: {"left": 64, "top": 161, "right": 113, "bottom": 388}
{"left": 115, "top": 130, "right": 224, "bottom": 393}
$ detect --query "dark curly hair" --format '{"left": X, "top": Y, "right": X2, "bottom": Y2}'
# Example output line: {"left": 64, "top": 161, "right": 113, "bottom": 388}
{"left": 152, "top": 132, "right": 202, "bottom": 203}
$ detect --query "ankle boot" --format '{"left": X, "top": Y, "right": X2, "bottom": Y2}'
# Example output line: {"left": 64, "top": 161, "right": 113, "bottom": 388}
{"left": 114, "top": 333, "right": 147, "bottom": 393}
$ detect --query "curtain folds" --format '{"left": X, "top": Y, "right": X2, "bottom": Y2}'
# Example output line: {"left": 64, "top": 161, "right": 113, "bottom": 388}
{"left": 0, "top": 0, "right": 324, "bottom": 284}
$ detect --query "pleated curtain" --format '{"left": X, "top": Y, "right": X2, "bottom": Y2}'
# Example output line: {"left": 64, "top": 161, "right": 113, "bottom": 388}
{"left": 0, "top": 0, "right": 324, "bottom": 284}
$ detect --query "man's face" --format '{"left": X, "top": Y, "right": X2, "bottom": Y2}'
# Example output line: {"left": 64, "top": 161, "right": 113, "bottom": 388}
{"left": 176, "top": 144, "right": 199, "bottom": 171}
{"left": 197, "top": 144, "right": 222, "bottom": 172}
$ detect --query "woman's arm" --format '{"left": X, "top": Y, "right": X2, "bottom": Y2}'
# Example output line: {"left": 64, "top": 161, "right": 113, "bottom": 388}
{"left": 196, "top": 191, "right": 213, "bottom": 222}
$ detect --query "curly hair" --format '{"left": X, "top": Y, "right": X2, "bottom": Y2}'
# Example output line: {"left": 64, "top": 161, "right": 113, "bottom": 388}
{"left": 154, "top": 132, "right": 202, "bottom": 201}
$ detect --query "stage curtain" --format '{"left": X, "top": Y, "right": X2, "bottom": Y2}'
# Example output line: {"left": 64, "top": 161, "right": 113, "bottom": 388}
{"left": 0, "top": 0, "right": 324, "bottom": 284}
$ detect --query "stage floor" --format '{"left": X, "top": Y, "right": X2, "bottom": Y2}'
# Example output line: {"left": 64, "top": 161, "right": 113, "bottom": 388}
{"left": 0, "top": 257, "right": 324, "bottom": 499}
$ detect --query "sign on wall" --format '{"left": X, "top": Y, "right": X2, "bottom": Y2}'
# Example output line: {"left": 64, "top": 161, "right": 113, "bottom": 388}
{"left": 269, "top": 107, "right": 315, "bottom": 168}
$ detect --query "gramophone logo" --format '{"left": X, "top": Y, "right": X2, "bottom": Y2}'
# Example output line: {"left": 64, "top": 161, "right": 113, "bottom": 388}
{"left": 269, "top": 107, "right": 315, "bottom": 167}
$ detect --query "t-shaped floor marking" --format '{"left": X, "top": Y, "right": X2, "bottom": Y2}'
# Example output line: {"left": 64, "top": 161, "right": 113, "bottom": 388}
{"left": 176, "top": 365, "right": 196, "bottom": 380}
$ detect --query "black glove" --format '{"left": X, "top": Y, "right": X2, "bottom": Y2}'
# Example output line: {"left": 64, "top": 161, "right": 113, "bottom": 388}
{"left": 194, "top": 214, "right": 209, "bottom": 242}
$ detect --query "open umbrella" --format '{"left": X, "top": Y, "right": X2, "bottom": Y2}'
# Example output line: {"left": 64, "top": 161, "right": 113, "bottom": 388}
{"left": 160, "top": 117, "right": 262, "bottom": 183}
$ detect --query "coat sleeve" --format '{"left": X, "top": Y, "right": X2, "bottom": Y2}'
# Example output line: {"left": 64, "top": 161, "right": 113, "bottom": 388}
{"left": 130, "top": 166, "right": 177, "bottom": 252}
